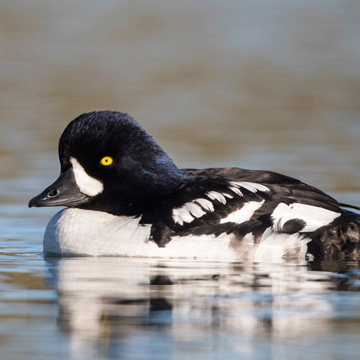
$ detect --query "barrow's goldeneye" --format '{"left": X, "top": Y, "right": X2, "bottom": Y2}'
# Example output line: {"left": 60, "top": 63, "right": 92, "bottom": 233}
{"left": 29, "top": 111, "right": 360, "bottom": 261}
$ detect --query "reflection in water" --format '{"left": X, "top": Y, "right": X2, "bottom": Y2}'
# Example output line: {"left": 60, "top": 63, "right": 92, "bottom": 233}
{"left": 45, "top": 257, "right": 360, "bottom": 359}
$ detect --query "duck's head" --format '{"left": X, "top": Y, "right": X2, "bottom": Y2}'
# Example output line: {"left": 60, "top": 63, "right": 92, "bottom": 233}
{"left": 29, "top": 111, "right": 186, "bottom": 215}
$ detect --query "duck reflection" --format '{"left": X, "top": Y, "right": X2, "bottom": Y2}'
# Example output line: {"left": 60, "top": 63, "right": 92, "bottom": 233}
{"left": 44, "top": 257, "right": 360, "bottom": 358}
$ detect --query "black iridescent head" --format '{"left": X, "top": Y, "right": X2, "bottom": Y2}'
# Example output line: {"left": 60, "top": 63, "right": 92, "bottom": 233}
{"left": 29, "top": 111, "right": 186, "bottom": 215}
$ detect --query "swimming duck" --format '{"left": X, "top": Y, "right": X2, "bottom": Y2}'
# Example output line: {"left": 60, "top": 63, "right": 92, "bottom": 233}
{"left": 29, "top": 111, "right": 360, "bottom": 261}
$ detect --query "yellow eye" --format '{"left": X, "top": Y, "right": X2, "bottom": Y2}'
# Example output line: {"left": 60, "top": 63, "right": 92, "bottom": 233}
{"left": 100, "top": 156, "right": 113, "bottom": 166}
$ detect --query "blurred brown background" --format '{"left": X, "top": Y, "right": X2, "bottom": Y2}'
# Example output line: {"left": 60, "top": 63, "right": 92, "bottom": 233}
{"left": 1, "top": 1, "right": 360, "bottom": 194}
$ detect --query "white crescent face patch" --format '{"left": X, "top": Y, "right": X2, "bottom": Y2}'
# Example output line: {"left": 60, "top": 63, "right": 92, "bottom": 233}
{"left": 70, "top": 157, "right": 104, "bottom": 197}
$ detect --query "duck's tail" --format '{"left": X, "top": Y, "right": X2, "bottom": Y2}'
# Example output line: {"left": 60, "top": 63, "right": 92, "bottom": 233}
{"left": 309, "top": 214, "right": 360, "bottom": 260}
{"left": 340, "top": 203, "right": 360, "bottom": 211}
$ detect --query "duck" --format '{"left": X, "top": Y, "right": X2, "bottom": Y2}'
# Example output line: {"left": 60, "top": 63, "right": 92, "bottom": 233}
{"left": 29, "top": 111, "right": 360, "bottom": 261}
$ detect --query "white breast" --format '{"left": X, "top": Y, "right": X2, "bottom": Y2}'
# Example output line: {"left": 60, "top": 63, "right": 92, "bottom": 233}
{"left": 44, "top": 209, "right": 152, "bottom": 256}
{"left": 43, "top": 208, "right": 238, "bottom": 259}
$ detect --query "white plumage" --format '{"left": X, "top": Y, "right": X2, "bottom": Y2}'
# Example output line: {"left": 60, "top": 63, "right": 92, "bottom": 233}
{"left": 70, "top": 157, "right": 104, "bottom": 197}
{"left": 220, "top": 200, "right": 265, "bottom": 224}
{"left": 271, "top": 203, "right": 341, "bottom": 232}
{"left": 44, "top": 208, "right": 309, "bottom": 263}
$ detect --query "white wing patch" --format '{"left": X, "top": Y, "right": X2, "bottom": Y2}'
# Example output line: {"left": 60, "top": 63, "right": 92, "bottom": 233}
{"left": 70, "top": 157, "right": 104, "bottom": 197}
{"left": 220, "top": 200, "right": 265, "bottom": 224}
{"left": 193, "top": 198, "right": 215, "bottom": 212}
{"left": 229, "top": 181, "right": 270, "bottom": 194}
{"left": 172, "top": 202, "right": 206, "bottom": 225}
{"left": 206, "top": 191, "right": 227, "bottom": 204}
{"left": 271, "top": 203, "right": 341, "bottom": 232}
{"left": 228, "top": 186, "right": 243, "bottom": 196}
{"left": 173, "top": 198, "right": 217, "bottom": 226}
{"left": 172, "top": 181, "right": 270, "bottom": 226}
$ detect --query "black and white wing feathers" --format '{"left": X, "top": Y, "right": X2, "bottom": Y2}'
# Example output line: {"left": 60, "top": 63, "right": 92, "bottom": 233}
{"left": 141, "top": 168, "right": 360, "bottom": 258}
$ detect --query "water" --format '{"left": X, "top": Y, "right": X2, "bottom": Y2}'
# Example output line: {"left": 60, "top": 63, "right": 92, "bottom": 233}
{"left": 1, "top": 1, "right": 360, "bottom": 359}
{"left": 1, "top": 245, "right": 360, "bottom": 360}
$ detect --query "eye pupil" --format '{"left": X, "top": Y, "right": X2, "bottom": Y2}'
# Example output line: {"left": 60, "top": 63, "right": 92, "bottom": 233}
{"left": 100, "top": 156, "right": 113, "bottom": 166}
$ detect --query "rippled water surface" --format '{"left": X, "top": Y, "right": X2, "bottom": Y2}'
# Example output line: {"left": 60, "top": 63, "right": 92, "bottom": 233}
{"left": 1, "top": 239, "right": 360, "bottom": 360}
{"left": 1, "top": 1, "right": 360, "bottom": 359}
